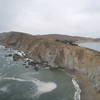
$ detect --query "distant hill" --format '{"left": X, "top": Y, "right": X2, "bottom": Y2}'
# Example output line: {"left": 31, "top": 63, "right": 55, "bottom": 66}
{"left": 36, "top": 34, "right": 100, "bottom": 42}
{"left": 0, "top": 31, "right": 100, "bottom": 43}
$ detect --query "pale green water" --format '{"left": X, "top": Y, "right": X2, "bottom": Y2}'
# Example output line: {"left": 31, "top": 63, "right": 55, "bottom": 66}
{"left": 0, "top": 45, "right": 75, "bottom": 100}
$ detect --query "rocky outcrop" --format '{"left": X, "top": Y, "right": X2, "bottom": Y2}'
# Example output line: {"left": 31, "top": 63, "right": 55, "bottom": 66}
{"left": 0, "top": 32, "right": 100, "bottom": 92}
{"left": 12, "top": 53, "right": 25, "bottom": 61}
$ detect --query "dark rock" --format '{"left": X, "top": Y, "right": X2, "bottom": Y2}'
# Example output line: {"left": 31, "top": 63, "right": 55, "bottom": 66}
{"left": 28, "top": 61, "right": 35, "bottom": 66}
{"left": 13, "top": 54, "right": 24, "bottom": 61}
{"left": 55, "top": 39, "right": 78, "bottom": 46}
{"left": 34, "top": 66, "right": 39, "bottom": 71}
{"left": 23, "top": 63, "right": 26, "bottom": 66}
{"left": 25, "top": 66, "right": 29, "bottom": 68}
{"left": 5, "top": 54, "right": 13, "bottom": 57}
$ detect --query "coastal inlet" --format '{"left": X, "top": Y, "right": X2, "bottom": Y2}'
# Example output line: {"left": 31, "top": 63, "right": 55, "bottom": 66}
{"left": 0, "top": 45, "right": 75, "bottom": 100}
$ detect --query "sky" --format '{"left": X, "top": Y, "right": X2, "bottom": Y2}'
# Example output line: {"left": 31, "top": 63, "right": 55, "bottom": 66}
{"left": 0, "top": 0, "right": 100, "bottom": 38}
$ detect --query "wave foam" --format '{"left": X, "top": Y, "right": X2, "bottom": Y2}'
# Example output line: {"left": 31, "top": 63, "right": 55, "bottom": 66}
{"left": 2, "top": 77, "right": 57, "bottom": 96}
{"left": 3, "top": 77, "right": 26, "bottom": 82}
{"left": 72, "top": 78, "right": 81, "bottom": 100}
{"left": 32, "top": 79, "right": 57, "bottom": 94}
{"left": 0, "top": 86, "right": 8, "bottom": 92}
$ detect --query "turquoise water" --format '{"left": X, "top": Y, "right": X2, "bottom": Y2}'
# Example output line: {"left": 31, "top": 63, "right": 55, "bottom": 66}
{"left": 0, "top": 45, "right": 75, "bottom": 100}
{"left": 78, "top": 42, "right": 100, "bottom": 52}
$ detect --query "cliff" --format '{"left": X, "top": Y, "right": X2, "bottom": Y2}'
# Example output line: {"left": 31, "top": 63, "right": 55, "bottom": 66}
{"left": 0, "top": 31, "right": 100, "bottom": 93}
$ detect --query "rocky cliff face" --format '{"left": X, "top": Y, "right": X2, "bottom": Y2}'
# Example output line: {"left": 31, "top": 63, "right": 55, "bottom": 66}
{"left": 0, "top": 32, "right": 100, "bottom": 92}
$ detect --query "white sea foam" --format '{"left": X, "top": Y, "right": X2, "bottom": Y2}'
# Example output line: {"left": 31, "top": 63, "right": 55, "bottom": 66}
{"left": 2, "top": 77, "right": 57, "bottom": 96}
{"left": 16, "top": 51, "right": 26, "bottom": 56}
{"left": 24, "top": 58, "right": 33, "bottom": 62}
{"left": 32, "top": 79, "right": 57, "bottom": 94}
{"left": 3, "top": 77, "right": 26, "bottom": 82}
{"left": 72, "top": 78, "right": 81, "bottom": 100}
{"left": 0, "top": 86, "right": 8, "bottom": 92}
{"left": 0, "top": 45, "right": 5, "bottom": 49}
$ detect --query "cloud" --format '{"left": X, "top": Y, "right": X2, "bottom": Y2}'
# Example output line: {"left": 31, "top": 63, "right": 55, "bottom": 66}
{"left": 0, "top": 0, "right": 100, "bottom": 37}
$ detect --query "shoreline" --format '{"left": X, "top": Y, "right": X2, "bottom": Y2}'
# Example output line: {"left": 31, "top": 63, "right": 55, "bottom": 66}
{"left": 72, "top": 78, "right": 81, "bottom": 100}
{"left": 75, "top": 73, "right": 100, "bottom": 100}
{"left": 0, "top": 44, "right": 100, "bottom": 100}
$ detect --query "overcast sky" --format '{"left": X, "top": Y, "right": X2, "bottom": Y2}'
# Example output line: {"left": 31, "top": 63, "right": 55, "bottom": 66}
{"left": 0, "top": 0, "right": 100, "bottom": 38}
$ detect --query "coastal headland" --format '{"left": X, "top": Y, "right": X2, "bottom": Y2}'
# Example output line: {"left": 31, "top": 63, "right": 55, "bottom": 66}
{"left": 0, "top": 31, "right": 100, "bottom": 100}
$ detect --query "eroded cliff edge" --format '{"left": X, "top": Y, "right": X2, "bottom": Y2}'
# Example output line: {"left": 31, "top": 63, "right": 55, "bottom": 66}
{"left": 0, "top": 32, "right": 100, "bottom": 93}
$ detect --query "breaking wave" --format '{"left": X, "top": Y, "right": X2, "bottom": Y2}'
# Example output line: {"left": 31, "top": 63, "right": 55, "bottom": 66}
{"left": 72, "top": 78, "right": 81, "bottom": 100}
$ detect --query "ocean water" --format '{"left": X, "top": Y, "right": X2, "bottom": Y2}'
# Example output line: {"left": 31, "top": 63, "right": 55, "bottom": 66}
{"left": 78, "top": 42, "right": 100, "bottom": 52}
{"left": 0, "top": 45, "right": 75, "bottom": 100}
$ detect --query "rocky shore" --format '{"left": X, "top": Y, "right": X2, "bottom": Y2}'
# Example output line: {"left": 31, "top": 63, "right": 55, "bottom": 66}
{"left": 0, "top": 32, "right": 100, "bottom": 100}
{"left": 3, "top": 45, "right": 100, "bottom": 100}
{"left": 76, "top": 73, "right": 100, "bottom": 100}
